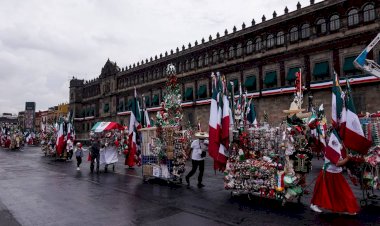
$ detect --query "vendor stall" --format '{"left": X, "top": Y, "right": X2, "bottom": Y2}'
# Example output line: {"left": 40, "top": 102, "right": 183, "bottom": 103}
{"left": 90, "top": 122, "right": 124, "bottom": 172}
{"left": 223, "top": 69, "right": 313, "bottom": 204}
{"left": 140, "top": 64, "right": 191, "bottom": 184}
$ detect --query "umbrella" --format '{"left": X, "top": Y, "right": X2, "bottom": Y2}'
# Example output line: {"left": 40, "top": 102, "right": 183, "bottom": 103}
{"left": 91, "top": 122, "right": 124, "bottom": 132}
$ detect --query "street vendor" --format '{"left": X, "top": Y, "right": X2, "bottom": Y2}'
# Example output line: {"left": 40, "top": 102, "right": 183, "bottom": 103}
{"left": 185, "top": 132, "right": 208, "bottom": 188}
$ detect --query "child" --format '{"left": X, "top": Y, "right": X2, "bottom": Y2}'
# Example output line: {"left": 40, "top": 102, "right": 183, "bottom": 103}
{"left": 75, "top": 142, "right": 84, "bottom": 171}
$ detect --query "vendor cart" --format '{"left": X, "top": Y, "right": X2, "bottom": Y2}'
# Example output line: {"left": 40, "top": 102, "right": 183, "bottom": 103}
{"left": 140, "top": 126, "right": 188, "bottom": 184}
{"left": 100, "top": 145, "right": 119, "bottom": 173}
{"left": 91, "top": 122, "right": 125, "bottom": 173}
{"left": 225, "top": 125, "right": 310, "bottom": 205}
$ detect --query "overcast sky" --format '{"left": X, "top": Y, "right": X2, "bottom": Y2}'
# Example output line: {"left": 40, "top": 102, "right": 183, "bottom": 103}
{"left": 0, "top": 0, "right": 322, "bottom": 114}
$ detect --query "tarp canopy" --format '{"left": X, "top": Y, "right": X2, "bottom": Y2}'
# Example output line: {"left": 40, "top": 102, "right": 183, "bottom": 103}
{"left": 91, "top": 122, "right": 124, "bottom": 132}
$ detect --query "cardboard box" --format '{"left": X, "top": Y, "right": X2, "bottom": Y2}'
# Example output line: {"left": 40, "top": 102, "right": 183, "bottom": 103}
{"left": 167, "top": 151, "right": 174, "bottom": 160}
{"left": 143, "top": 165, "right": 153, "bottom": 176}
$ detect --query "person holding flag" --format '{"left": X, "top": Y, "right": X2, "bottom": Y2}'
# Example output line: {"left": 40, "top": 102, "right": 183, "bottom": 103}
{"left": 310, "top": 129, "right": 359, "bottom": 215}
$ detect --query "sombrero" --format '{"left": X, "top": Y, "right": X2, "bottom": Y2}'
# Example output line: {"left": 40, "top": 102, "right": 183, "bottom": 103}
{"left": 195, "top": 132, "right": 209, "bottom": 139}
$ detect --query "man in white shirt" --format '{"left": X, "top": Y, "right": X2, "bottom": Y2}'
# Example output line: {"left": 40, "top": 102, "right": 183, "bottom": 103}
{"left": 185, "top": 138, "right": 208, "bottom": 188}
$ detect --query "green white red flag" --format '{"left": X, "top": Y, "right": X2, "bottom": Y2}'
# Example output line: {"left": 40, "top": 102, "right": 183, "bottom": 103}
{"left": 331, "top": 71, "right": 343, "bottom": 129}
{"left": 342, "top": 80, "right": 371, "bottom": 155}
{"left": 127, "top": 88, "right": 141, "bottom": 167}
{"left": 56, "top": 121, "right": 65, "bottom": 156}
{"left": 325, "top": 130, "right": 344, "bottom": 164}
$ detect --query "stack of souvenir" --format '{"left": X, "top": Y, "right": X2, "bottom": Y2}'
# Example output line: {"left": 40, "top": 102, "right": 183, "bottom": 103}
{"left": 224, "top": 123, "right": 306, "bottom": 202}
{"left": 149, "top": 64, "right": 189, "bottom": 181}
{"left": 225, "top": 76, "right": 313, "bottom": 203}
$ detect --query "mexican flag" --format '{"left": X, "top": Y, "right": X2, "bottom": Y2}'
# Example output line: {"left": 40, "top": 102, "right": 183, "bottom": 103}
{"left": 56, "top": 122, "right": 65, "bottom": 156}
{"left": 208, "top": 74, "right": 220, "bottom": 160}
{"left": 143, "top": 110, "right": 151, "bottom": 128}
{"left": 343, "top": 82, "right": 372, "bottom": 155}
{"left": 127, "top": 88, "right": 141, "bottom": 167}
{"left": 246, "top": 98, "right": 257, "bottom": 127}
{"left": 216, "top": 89, "right": 230, "bottom": 168}
{"left": 331, "top": 71, "right": 343, "bottom": 129}
{"left": 325, "top": 130, "right": 344, "bottom": 164}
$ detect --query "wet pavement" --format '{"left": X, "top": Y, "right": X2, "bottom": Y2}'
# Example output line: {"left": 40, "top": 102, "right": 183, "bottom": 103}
{"left": 0, "top": 146, "right": 378, "bottom": 226}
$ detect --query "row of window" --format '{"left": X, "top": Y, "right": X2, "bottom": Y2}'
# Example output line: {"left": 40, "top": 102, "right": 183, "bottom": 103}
{"left": 116, "top": 3, "right": 376, "bottom": 90}
{"left": 87, "top": 51, "right": 379, "bottom": 113}
{"left": 81, "top": 59, "right": 366, "bottom": 115}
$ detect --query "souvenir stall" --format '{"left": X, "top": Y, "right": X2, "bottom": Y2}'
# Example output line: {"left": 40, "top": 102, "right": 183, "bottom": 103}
{"left": 90, "top": 122, "right": 125, "bottom": 172}
{"left": 140, "top": 64, "right": 191, "bottom": 183}
{"left": 40, "top": 124, "right": 57, "bottom": 156}
{"left": 348, "top": 113, "right": 380, "bottom": 206}
{"left": 224, "top": 70, "right": 313, "bottom": 204}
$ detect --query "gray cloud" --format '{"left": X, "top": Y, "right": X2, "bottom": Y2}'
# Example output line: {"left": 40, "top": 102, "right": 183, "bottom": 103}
{"left": 0, "top": 0, "right": 321, "bottom": 114}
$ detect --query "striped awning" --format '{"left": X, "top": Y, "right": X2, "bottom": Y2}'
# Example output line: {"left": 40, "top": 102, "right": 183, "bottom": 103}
{"left": 91, "top": 122, "right": 124, "bottom": 132}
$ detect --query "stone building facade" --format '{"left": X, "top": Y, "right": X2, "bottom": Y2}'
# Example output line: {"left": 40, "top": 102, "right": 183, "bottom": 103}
{"left": 70, "top": 0, "right": 380, "bottom": 141}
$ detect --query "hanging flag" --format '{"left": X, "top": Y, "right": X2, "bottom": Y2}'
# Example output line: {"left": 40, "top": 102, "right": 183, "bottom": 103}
{"left": 56, "top": 121, "right": 65, "bottom": 157}
{"left": 325, "top": 130, "right": 344, "bottom": 164}
{"left": 331, "top": 71, "right": 343, "bottom": 129}
{"left": 343, "top": 81, "right": 372, "bottom": 155}
{"left": 208, "top": 73, "right": 220, "bottom": 161}
{"left": 246, "top": 97, "right": 257, "bottom": 127}
{"left": 215, "top": 74, "right": 224, "bottom": 170}
{"left": 339, "top": 83, "right": 347, "bottom": 140}
{"left": 217, "top": 78, "right": 230, "bottom": 169}
{"left": 127, "top": 88, "right": 141, "bottom": 167}
{"left": 66, "top": 122, "right": 72, "bottom": 140}
{"left": 221, "top": 77, "right": 230, "bottom": 150}
{"left": 144, "top": 110, "right": 151, "bottom": 128}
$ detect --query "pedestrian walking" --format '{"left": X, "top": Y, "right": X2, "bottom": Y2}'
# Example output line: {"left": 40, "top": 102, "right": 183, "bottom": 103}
{"left": 75, "top": 142, "right": 84, "bottom": 170}
{"left": 66, "top": 138, "right": 74, "bottom": 161}
{"left": 185, "top": 132, "right": 208, "bottom": 188}
{"left": 89, "top": 138, "right": 100, "bottom": 174}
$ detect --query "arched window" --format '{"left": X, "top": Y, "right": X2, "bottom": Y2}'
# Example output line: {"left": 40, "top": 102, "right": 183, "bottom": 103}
{"left": 266, "top": 34, "right": 275, "bottom": 48}
{"left": 228, "top": 46, "right": 235, "bottom": 59}
{"left": 162, "top": 67, "right": 166, "bottom": 77}
{"left": 329, "top": 15, "right": 340, "bottom": 31}
{"left": 316, "top": 18, "right": 327, "bottom": 34}
{"left": 290, "top": 27, "right": 298, "bottom": 42}
{"left": 204, "top": 54, "right": 209, "bottom": 66}
{"left": 212, "top": 50, "right": 218, "bottom": 63}
{"left": 301, "top": 24, "right": 310, "bottom": 39}
{"left": 236, "top": 43, "right": 242, "bottom": 57}
{"left": 276, "top": 31, "right": 285, "bottom": 45}
{"left": 191, "top": 58, "right": 195, "bottom": 69}
{"left": 185, "top": 60, "right": 190, "bottom": 71}
{"left": 363, "top": 4, "right": 375, "bottom": 22}
{"left": 246, "top": 40, "right": 253, "bottom": 54}
{"left": 178, "top": 62, "right": 183, "bottom": 72}
{"left": 198, "top": 56, "right": 203, "bottom": 67}
{"left": 255, "top": 37, "right": 262, "bottom": 51}
{"left": 348, "top": 9, "right": 359, "bottom": 26}
{"left": 219, "top": 49, "right": 225, "bottom": 61}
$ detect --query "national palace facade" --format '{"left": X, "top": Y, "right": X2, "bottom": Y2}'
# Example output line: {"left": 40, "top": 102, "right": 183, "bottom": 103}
{"left": 70, "top": 0, "right": 380, "bottom": 141}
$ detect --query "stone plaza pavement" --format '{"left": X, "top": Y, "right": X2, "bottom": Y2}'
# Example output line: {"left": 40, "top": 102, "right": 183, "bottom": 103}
{"left": 0, "top": 146, "right": 378, "bottom": 226}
